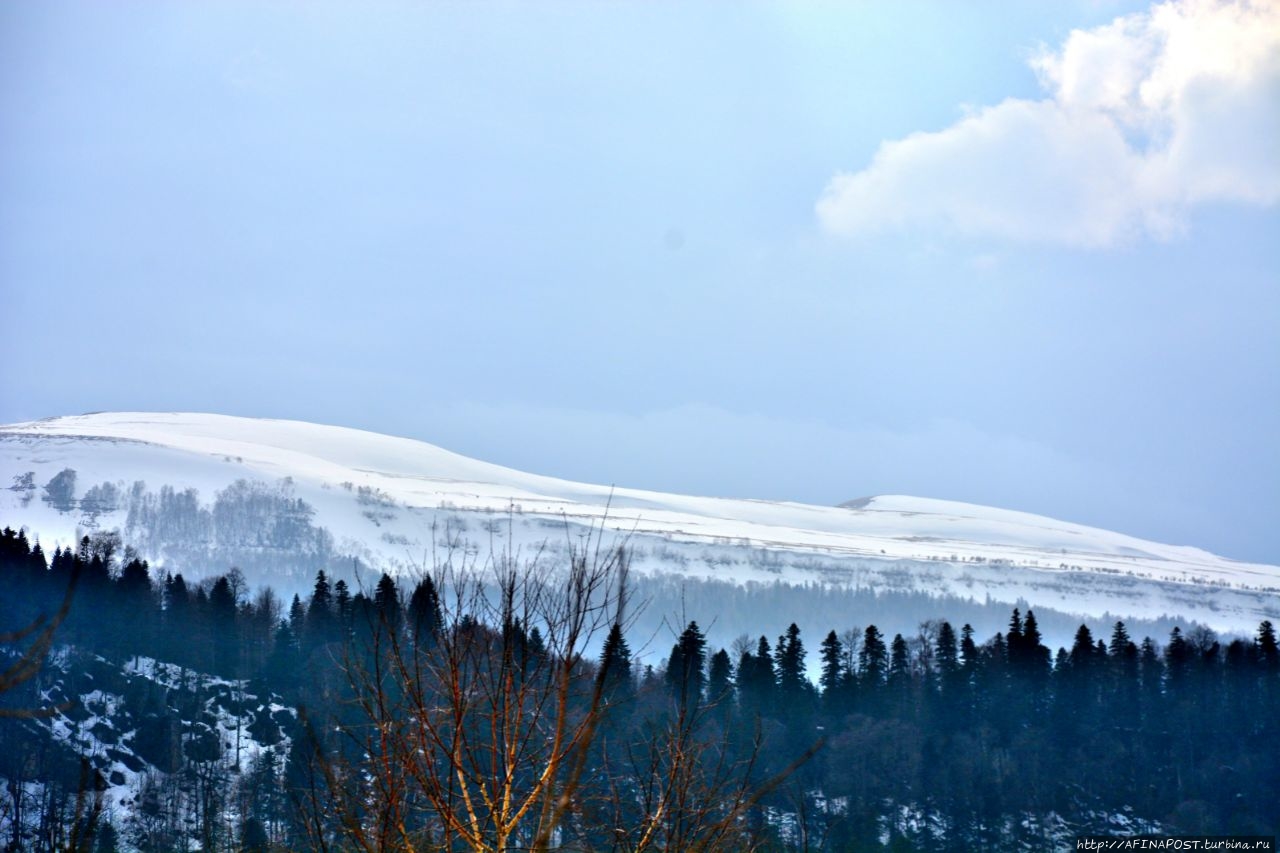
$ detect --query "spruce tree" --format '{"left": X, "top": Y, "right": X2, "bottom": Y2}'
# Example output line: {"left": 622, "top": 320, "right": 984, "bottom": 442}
{"left": 1021, "top": 610, "right": 1050, "bottom": 682}
{"left": 1165, "top": 627, "right": 1191, "bottom": 692}
{"left": 374, "top": 572, "right": 401, "bottom": 635}
{"left": 665, "top": 621, "right": 707, "bottom": 709}
{"left": 114, "top": 558, "right": 154, "bottom": 659}
{"left": 935, "top": 621, "right": 960, "bottom": 691}
{"left": 1069, "top": 625, "right": 1096, "bottom": 671}
{"left": 1007, "top": 608, "right": 1024, "bottom": 659}
{"left": 264, "top": 619, "right": 299, "bottom": 688}
{"left": 334, "top": 579, "right": 352, "bottom": 629}
{"left": 306, "top": 570, "right": 334, "bottom": 646}
{"left": 209, "top": 575, "right": 240, "bottom": 675}
{"left": 527, "top": 625, "right": 546, "bottom": 659}
{"left": 819, "top": 630, "right": 846, "bottom": 701}
{"left": 408, "top": 576, "right": 444, "bottom": 646}
{"left": 737, "top": 636, "right": 776, "bottom": 717}
{"left": 288, "top": 593, "right": 306, "bottom": 635}
{"left": 1257, "top": 620, "right": 1278, "bottom": 671}
{"left": 598, "top": 623, "right": 633, "bottom": 705}
{"left": 860, "top": 625, "right": 888, "bottom": 691}
{"left": 889, "top": 634, "right": 910, "bottom": 684}
{"left": 707, "top": 648, "right": 733, "bottom": 706}
{"left": 1108, "top": 621, "right": 1132, "bottom": 657}
{"left": 774, "top": 623, "right": 808, "bottom": 703}
{"left": 163, "top": 573, "right": 192, "bottom": 666}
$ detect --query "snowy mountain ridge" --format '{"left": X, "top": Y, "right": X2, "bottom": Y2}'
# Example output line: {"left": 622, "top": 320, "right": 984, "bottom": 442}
{"left": 2, "top": 412, "right": 1277, "bottom": 638}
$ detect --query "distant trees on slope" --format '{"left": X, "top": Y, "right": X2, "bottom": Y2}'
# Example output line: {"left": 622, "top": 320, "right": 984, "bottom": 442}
{"left": 1, "top": 525, "right": 1278, "bottom": 850}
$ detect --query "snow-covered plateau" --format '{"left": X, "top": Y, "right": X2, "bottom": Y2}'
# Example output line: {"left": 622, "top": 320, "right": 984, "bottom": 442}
{"left": 2, "top": 412, "right": 1277, "bottom": 648}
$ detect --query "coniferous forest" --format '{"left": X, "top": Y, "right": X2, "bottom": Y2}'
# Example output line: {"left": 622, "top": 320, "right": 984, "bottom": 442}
{"left": 1, "top": 525, "right": 1277, "bottom": 851}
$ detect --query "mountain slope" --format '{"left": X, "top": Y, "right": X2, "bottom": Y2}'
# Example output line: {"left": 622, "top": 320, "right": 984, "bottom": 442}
{"left": 2, "top": 412, "right": 1277, "bottom": 638}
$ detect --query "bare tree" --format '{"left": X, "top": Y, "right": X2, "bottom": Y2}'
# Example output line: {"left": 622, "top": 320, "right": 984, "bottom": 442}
{"left": 294, "top": 526, "right": 631, "bottom": 851}
{"left": 291, "top": 522, "right": 815, "bottom": 852}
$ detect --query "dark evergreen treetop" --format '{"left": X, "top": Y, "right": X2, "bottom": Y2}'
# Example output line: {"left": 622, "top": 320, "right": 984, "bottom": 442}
{"left": 665, "top": 620, "right": 707, "bottom": 708}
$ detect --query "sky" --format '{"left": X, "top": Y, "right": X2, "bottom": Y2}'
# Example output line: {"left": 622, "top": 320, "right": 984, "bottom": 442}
{"left": 1, "top": 0, "right": 1277, "bottom": 563}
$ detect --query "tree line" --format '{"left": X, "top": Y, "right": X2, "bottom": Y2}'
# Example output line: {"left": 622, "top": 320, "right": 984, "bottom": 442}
{"left": 1, "top": 526, "right": 1277, "bottom": 850}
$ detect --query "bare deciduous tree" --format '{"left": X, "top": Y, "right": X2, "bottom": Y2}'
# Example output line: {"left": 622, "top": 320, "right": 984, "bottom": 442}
{"left": 291, "top": 523, "right": 815, "bottom": 852}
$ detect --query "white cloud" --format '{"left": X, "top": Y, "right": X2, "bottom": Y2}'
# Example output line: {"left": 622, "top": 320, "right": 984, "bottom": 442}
{"left": 817, "top": 0, "right": 1280, "bottom": 247}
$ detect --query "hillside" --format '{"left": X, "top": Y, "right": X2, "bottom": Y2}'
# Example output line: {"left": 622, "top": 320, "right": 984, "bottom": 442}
{"left": 2, "top": 412, "right": 1277, "bottom": 642}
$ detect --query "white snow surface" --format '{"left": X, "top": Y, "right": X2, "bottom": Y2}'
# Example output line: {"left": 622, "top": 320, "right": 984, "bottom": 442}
{"left": 3, "top": 412, "right": 1278, "bottom": 633}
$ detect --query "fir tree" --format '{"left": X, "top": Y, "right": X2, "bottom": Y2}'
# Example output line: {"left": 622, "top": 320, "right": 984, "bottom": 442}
{"left": 373, "top": 572, "right": 401, "bottom": 634}
{"left": 333, "top": 579, "right": 352, "bottom": 629}
{"left": 1108, "top": 621, "right": 1132, "bottom": 658}
{"left": 598, "top": 622, "right": 633, "bottom": 705}
{"left": 209, "top": 575, "right": 240, "bottom": 675}
{"left": 774, "top": 623, "right": 808, "bottom": 703}
{"left": 1257, "top": 620, "right": 1278, "bottom": 671}
{"left": 665, "top": 621, "right": 707, "bottom": 709}
{"left": 408, "top": 576, "right": 444, "bottom": 646}
{"left": 819, "top": 630, "right": 846, "bottom": 699}
{"left": 1007, "top": 608, "right": 1024, "bottom": 656}
{"left": 306, "top": 570, "right": 334, "bottom": 646}
{"left": 707, "top": 648, "right": 733, "bottom": 706}
{"left": 162, "top": 573, "right": 192, "bottom": 666}
{"left": 1167, "top": 626, "right": 1194, "bottom": 694}
{"left": 935, "top": 621, "right": 960, "bottom": 693}
{"left": 960, "top": 623, "right": 978, "bottom": 674}
{"left": 1069, "top": 625, "right": 1096, "bottom": 671}
{"left": 1020, "top": 610, "right": 1050, "bottom": 682}
{"left": 860, "top": 625, "right": 888, "bottom": 689}
{"left": 888, "top": 634, "right": 910, "bottom": 686}
{"left": 737, "top": 636, "right": 775, "bottom": 716}
{"left": 288, "top": 593, "right": 306, "bottom": 634}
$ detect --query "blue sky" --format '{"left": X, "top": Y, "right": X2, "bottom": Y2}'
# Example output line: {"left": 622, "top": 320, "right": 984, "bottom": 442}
{"left": 2, "top": 1, "right": 1277, "bottom": 562}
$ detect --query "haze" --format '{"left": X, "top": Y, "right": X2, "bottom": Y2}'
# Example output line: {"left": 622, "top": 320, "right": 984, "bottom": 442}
{"left": 2, "top": 1, "right": 1276, "bottom": 561}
